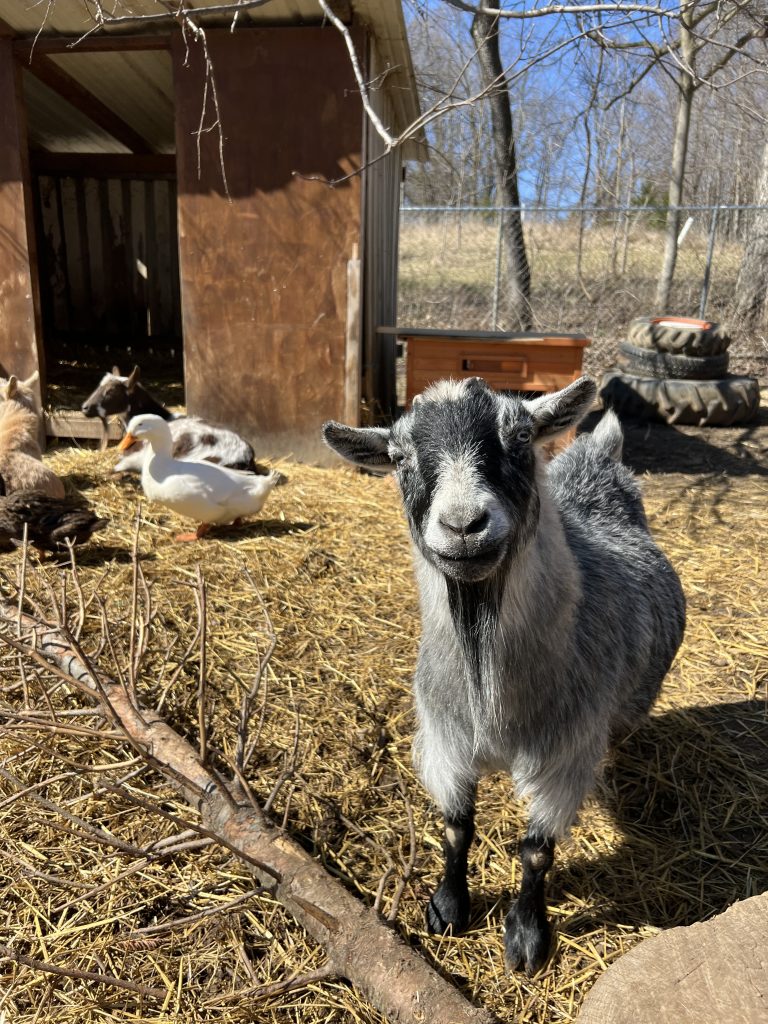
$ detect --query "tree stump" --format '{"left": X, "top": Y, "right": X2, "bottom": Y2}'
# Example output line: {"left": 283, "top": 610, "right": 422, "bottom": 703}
{"left": 578, "top": 893, "right": 768, "bottom": 1024}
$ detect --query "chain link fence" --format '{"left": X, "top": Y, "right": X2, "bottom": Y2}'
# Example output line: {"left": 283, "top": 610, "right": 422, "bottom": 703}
{"left": 397, "top": 204, "right": 763, "bottom": 340}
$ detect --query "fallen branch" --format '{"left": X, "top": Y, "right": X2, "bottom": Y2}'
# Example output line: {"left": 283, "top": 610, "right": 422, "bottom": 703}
{"left": 0, "top": 945, "right": 166, "bottom": 999}
{"left": 0, "top": 593, "right": 499, "bottom": 1024}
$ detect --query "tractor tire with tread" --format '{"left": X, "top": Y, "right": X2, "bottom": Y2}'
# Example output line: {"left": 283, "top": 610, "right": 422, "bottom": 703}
{"left": 600, "top": 370, "right": 760, "bottom": 427}
{"left": 627, "top": 316, "right": 730, "bottom": 356}
{"left": 617, "top": 341, "right": 729, "bottom": 381}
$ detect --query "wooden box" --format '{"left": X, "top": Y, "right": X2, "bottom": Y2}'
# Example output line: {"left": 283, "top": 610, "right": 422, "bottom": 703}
{"left": 401, "top": 329, "right": 590, "bottom": 406}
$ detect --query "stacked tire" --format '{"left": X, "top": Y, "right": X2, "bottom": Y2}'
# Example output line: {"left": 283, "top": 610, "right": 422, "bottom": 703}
{"left": 600, "top": 316, "right": 760, "bottom": 427}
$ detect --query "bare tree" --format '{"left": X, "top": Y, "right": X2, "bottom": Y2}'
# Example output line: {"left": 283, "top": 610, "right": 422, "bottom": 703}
{"left": 471, "top": 2, "right": 532, "bottom": 328}
{"left": 655, "top": 3, "right": 697, "bottom": 310}
{"left": 734, "top": 133, "right": 768, "bottom": 327}
{"left": 404, "top": 8, "right": 495, "bottom": 205}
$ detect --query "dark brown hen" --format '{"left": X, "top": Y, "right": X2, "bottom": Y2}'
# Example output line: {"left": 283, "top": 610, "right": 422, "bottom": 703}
{"left": 0, "top": 491, "right": 107, "bottom": 552}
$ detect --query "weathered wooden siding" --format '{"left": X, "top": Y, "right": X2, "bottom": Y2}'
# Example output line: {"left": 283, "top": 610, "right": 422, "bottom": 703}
{"left": 34, "top": 173, "right": 181, "bottom": 342}
{"left": 173, "top": 27, "right": 363, "bottom": 464}
{"left": 0, "top": 40, "right": 45, "bottom": 390}
{"left": 362, "top": 37, "right": 402, "bottom": 420}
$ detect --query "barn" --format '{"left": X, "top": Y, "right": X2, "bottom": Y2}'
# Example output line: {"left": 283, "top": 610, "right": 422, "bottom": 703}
{"left": 0, "top": 1, "right": 420, "bottom": 463}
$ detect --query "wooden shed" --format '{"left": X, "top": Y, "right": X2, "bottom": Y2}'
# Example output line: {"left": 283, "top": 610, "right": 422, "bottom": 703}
{"left": 0, "top": 1, "right": 420, "bottom": 463}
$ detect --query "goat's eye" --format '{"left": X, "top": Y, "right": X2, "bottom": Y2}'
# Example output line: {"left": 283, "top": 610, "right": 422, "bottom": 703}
{"left": 516, "top": 429, "right": 532, "bottom": 444}
{"left": 389, "top": 448, "right": 409, "bottom": 468}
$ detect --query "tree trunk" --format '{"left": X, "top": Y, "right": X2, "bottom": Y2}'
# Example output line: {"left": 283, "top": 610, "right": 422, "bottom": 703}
{"left": 655, "top": 9, "right": 695, "bottom": 310}
{"left": 610, "top": 98, "right": 627, "bottom": 277}
{"left": 734, "top": 134, "right": 768, "bottom": 326}
{"left": 576, "top": 112, "right": 594, "bottom": 301}
{"left": 471, "top": 5, "right": 532, "bottom": 329}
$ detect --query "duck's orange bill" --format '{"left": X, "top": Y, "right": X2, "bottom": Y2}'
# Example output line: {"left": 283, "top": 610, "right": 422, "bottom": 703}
{"left": 117, "top": 432, "right": 137, "bottom": 451}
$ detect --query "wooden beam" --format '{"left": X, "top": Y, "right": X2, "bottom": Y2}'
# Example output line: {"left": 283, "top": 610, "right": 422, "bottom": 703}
{"left": 45, "top": 411, "right": 123, "bottom": 442}
{"left": 21, "top": 52, "right": 156, "bottom": 154}
{"left": 0, "top": 39, "right": 46, "bottom": 402}
{"left": 31, "top": 151, "right": 175, "bottom": 179}
{"left": 14, "top": 34, "right": 169, "bottom": 57}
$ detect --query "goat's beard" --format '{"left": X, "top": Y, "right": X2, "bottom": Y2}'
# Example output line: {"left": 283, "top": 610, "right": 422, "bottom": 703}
{"left": 445, "top": 574, "right": 506, "bottom": 744}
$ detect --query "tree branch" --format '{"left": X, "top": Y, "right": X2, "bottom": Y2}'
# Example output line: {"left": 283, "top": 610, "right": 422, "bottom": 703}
{"left": 0, "top": 585, "right": 499, "bottom": 1024}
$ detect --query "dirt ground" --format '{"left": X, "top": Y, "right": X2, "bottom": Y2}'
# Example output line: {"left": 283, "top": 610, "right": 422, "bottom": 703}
{"left": 583, "top": 396, "right": 768, "bottom": 477}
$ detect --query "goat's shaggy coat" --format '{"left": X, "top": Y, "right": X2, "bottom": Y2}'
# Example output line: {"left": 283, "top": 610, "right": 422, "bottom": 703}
{"left": 0, "top": 380, "right": 65, "bottom": 500}
{"left": 323, "top": 375, "right": 685, "bottom": 974}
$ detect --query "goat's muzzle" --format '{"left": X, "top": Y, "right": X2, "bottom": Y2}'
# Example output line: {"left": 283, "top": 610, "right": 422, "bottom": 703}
{"left": 426, "top": 540, "right": 506, "bottom": 583}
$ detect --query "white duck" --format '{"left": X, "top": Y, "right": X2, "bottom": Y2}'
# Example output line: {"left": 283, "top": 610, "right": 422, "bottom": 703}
{"left": 119, "top": 414, "right": 279, "bottom": 541}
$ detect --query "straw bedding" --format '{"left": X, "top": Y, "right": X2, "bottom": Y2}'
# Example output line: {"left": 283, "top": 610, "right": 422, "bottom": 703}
{"left": 0, "top": 437, "right": 766, "bottom": 1023}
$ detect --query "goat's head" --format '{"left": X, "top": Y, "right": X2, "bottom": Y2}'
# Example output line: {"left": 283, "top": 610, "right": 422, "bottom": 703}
{"left": 324, "top": 375, "right": 596, "bottom": 583}
{"left": 81, "top": 365, "right": 140, "bottom": 418}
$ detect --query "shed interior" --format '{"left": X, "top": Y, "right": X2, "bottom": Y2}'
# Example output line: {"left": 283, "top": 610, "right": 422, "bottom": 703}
{"left": 21, "top": 47, "right": 183, "bottom": 410}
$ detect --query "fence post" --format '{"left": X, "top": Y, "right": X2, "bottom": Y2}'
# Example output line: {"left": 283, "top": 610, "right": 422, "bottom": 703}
{"left": 492, "top": 207, "right": 503, "bottom": 328}
{"left": 699, "top": 205, "right": 720, "bottom": 319}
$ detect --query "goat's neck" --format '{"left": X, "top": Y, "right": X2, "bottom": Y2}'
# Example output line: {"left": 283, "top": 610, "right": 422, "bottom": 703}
{"left": 413, "top": 476, "right": 581, "bottom": 740}
{"left": 125, "top": 386, "right": 173, "bottom": 423}
{"left": 499, "top": 482, "right": 581, "bottom": 636}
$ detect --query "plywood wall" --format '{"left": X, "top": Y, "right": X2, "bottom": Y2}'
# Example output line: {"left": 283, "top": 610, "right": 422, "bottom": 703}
{"left": 172, "top": 26, "right": 363, "bottom": 464}
{"left": 0, "top": 40, "right": 44, "bottom": 388}
{"left": 34, "top": 174, "right": 181, "bottom": 343}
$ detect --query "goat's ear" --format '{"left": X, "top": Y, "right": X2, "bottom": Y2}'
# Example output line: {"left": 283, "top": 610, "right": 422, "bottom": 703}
{"left": 5, "top": 376, "right": 18, "bottom": 399}
{"left": 126, "top": 365, "right": 140, "bottom": 391}
{"left": 590, "top": 409, "right": 624, "bottom": 461}
{"left": 524, "top": 376, "right": 596, "bottom": 442}
{"left": 322, "top": 422, "right": 394, "bottom": 472}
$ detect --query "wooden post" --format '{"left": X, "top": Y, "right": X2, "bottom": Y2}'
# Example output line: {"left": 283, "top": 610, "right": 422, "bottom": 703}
{"left": 344, "top": 246, "right": 362, "bottom": 425}
{"left": 0, "top": 39, "right": 45, "bottom": 397}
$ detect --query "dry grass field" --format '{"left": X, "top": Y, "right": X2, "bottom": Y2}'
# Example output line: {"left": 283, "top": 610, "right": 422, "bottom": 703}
{"left": 0, "top": 419, "right": 766, "bottom": 1023}
{"left": 398, "top": 216, "right": 768, "bottom": 381}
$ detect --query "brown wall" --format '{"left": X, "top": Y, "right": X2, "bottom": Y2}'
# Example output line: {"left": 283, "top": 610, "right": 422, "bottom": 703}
{"left": 172, "top": 27, "right": 363, "bottom": 464}
{"left": 0, "top": 40, "right": 44, "bottom": 391}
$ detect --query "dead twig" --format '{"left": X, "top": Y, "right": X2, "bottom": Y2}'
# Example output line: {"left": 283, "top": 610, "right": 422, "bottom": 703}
{"left": 207, "top": 964, "right": 338, "bottom": 1006}
{"left": 0, "top": 945, "right": 166, "bottom": 999}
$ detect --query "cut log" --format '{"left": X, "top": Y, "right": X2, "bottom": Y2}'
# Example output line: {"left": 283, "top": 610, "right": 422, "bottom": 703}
{"left": 578, "top": 892, "right": 768, "bottom": 1024}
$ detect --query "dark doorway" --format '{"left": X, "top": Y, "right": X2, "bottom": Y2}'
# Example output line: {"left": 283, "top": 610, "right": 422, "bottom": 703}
{"left": 32, "top": 164, "right": 183, "bottom": 410}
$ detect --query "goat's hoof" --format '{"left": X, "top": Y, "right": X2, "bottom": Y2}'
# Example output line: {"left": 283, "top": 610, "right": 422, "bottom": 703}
{"left": 503, "top": 904, "right": 551, "bottom": 976}
{"left": 426, "top": 880, "right": 470, "bottom": 935}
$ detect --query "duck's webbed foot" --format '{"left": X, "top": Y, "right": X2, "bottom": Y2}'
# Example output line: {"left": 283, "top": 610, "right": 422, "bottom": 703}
{"left": 174, "top": 523, "right": 211, "bottom": 542}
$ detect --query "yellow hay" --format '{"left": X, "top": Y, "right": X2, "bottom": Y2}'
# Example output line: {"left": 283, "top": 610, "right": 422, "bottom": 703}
{"left": 0, "top": 439, "right": 765, "bottom": 1023}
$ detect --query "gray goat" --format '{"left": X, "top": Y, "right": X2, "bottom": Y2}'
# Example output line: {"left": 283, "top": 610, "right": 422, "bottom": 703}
{"left": 323, "top": 375, "right": 685, "bottom": 974}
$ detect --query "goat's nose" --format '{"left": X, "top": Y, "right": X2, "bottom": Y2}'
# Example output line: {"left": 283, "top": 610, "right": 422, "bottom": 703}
{"left": 439, "top": 509, "right": 489, "bottom": 537}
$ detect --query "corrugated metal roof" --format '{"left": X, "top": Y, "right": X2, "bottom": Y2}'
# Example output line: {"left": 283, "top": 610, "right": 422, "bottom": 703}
{"left": 23, "top": 71, "right": 131, "bottom": 154}
{"left": 48, "top": 51, "right": 175, "bottom": 153}
{"left": 1, "top": 0, "right": 420, "bottom": 152}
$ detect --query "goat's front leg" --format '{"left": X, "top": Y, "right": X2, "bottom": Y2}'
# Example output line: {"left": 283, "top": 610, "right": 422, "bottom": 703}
{"left": 504, "top": 832, "right": 555, "bottom": 975}
{"left": 426, "top": 789, "right": 476, "bottom": 935}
